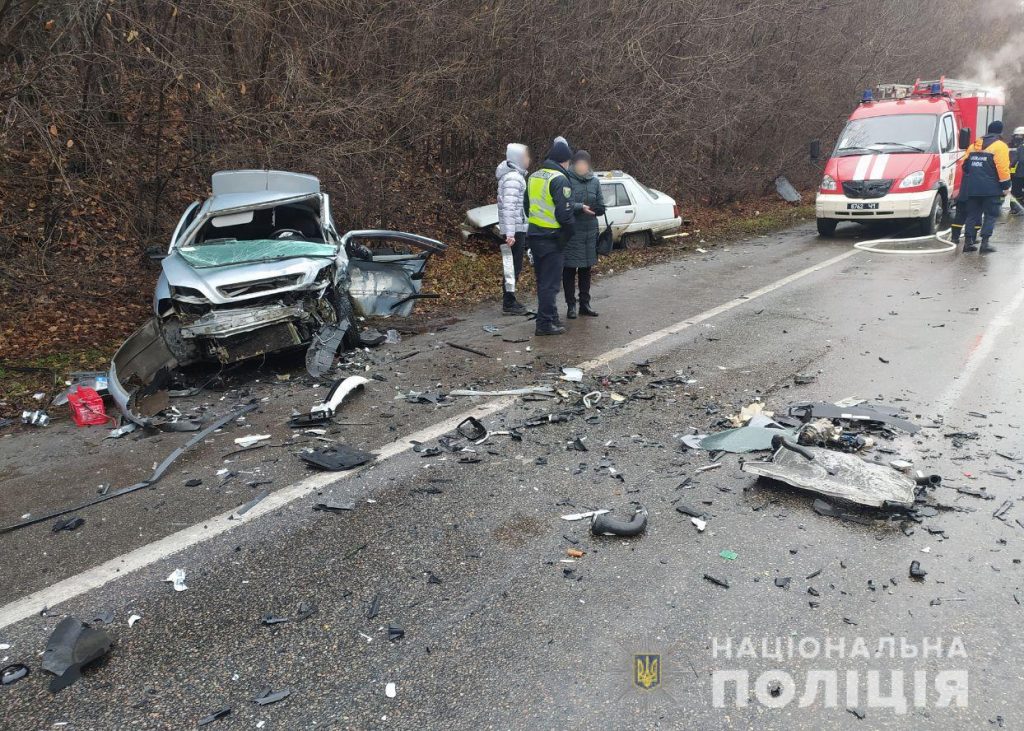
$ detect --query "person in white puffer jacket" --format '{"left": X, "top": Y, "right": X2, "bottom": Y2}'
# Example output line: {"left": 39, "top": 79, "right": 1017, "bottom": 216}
{"left": 495, "top": 143, "right": 531, "bottom": 315}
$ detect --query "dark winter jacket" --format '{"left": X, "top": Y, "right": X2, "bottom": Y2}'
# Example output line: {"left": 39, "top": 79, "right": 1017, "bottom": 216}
{"left": 562, "top": 167, "right": 606, "bottom": 268}
{"left": 962, "top": 133, "right": 1011, "bottom": 197}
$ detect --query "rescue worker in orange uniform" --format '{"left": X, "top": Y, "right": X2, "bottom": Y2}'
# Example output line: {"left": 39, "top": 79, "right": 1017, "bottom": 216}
{"left": 961, "top": 120, "right": 1011, "bottom": 253}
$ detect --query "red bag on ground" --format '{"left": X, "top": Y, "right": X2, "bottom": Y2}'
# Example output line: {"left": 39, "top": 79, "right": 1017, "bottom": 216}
{"left": 68, "top": 386, "right": 110, "bottom": 426}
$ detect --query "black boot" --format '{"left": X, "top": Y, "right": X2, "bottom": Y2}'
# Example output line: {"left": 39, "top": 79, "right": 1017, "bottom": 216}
{"left": 566, "top": 303, "right": 577, "bottom": 319}
{"left": 962, "top": 239, "right": 978, "bottom": 252}
{"left": 535, "top": 323, "right": 566, "bottom": 336}
{"left": 980, "top": 238, "right": 997, "bottom": 253}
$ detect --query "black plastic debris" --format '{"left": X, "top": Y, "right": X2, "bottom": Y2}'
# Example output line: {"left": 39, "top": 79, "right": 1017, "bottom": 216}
{"left": 300, "top": 444, "right": 374, "bottom": 471}
{"left": 675, "top": 503, "right": 706, "bottom": 519}
{"left": 306, "top": 323, "right": 347, "bottom": 377}
{"left": 90, "top": 609, "right": 115, "bottom": 625}
{"left": 388, "top": 624, "right": 405, "bottom": 642}
{"left": 703, "top": 573, "right": 730, "bottom": 588}
{"left": 41, "top": 617, "right": 113, "bottom": 692}
{"left": 358, "top": 328, "right": 387, "bottom": 347}
{"left": 198, "top": 706, "right": 232, "bottom": 726}
{"left": 254, "top": 687, "right": 292, "bottom": 706}
{"left": 456, "top": 417, "right": 487, "bottom": 441}
{"left": 1, "top": 663, "right": 29, "bottom": 686}
{"left": 909, "top": 561, "right": 927, "bottom": 580}
{"left": 848, "top": 706, "right": 866, "bottom": 720}
{"left": 426, "top": 571, "right": 443, "bottom": 585}
{"left": 234, "top": 490, "right": 269, "bottom": 517}
{"left": 774, "top": 577, "right": 791, "bottom": 590}
{"left": 568, "top": 437, "right": 588, "bottom": 452}
{"left": 787, "top": 401, "right": 919, "bottom": 434}
{"left": 366, "top": 593, "right": 382, "bottom": 619}
{"left": 1, "top": 403, "right": 258, "bottom": 535}
{"left": 313, "top": 499, "right": 357, "bottom": 513}
{"left": 52, "top": 516, "right": 85, "bottom": 533}
{"left": 591, "top": 506, "right": 648, "bottom": 537}
{"left": 184, "top": 478, "right": 203, "bottom": 487}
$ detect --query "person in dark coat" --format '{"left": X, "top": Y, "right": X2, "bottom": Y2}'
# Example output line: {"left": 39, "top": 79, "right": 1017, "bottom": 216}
{"left": 562, "top": 150, "right": 605, "bottom": 318}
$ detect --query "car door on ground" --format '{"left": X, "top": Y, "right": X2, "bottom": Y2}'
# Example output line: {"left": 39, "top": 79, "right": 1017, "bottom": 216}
{"left": 601, "top": 182, "right": 636, "bottom": 239}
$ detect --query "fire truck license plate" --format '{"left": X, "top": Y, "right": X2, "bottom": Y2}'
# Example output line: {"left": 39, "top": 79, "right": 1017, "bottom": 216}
{"left": 847, "top": 202, "right": 879, "bottom": 210}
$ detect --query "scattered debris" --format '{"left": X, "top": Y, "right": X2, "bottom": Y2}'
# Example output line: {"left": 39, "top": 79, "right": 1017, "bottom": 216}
{"left": 52, "top": 516, "right": 85, "bottom": 533}
{"left": 234, "top": 490, "right": 270, "bottom": 517}
{"left": 164, "top": 569, "right": 188, "bottom": 592}
{"left": 447, "top": 342, "right": 491, "bottom": 358}
{"left": 0, "top": 403, "right": 259, "bottom": 535}
{"left": 560, "top": 367, "right": 584, "bottom": 383}
{"left": 387, "top": 624, "right": 405, "bottom": 642}
{"left": 197, "top": 706, "right": 232, "bottom": 726}
{"left": 774, "top": 577, "right": 791, "bottom": 589}
{"left": 719, "top": 550, "right": 738, "bottom": 561}
{"left": 742, "top": 437, "right": 915, "bottom": 507}
{"left": 690, "top": 516, "right": 707, "bottom": 532}
{"left": 233, "top": 434, "right": 272, "bottom": 448}
{"left": 253, "top": 687, "right": 292, "bottom": 706}
{"left": 289, "top": 376, "right": 369, "bottom": 427}
{"left": 128, "top": 614, "right": 142, "bottom": 627}
{"left": 703, "top": 573, "right": 730, "bottom": 588}
{"left": 21, "top": 410, "right": 50, "bottom": 427}
{"left": 106, "top": 423, "right": 137, "bottom": 439}
{"left": 774, "top": 174, "right": 801, "bottom": 203}
{"left": 909, "top": 561, "right": 927, "bottom": 580}
{"left": 300, "top": 444, "right": 374, "bottom": 471}
{"left": 456, "top": 416, "right": 487, "bottom": 441}
{"left": 787, "top": 401, "right": 919, "bottom": 434}
{"left": 41, "top": 617, "right": 113, "bottom": 692}
{"left": 385, "top": 681, "right": 397, "bottom": 698}
{"left": 358, "top": 328, "right": 387, "bottom": 347}
{"left": 261, "top": 601, "right": 316, "bottom": 626}
{"left": 561, "top": 509, "right": 609, "bottom": 521}
{"left": 448, "top": 387, "right": 555, "bottom": 398}
{"left": 313, "top": 499, "right": 356, "bottom": 513}
{"left": 1, "top": 663, "right": 29, "bottom": 686}
{"left": 591, "top": 506, "right": 648, "bottom": 537}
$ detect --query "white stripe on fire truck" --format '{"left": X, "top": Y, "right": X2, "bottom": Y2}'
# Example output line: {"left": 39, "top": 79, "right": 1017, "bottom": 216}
{"left": 852, "top": 155, "right": 873, "bottom": 181}
{"left": 869, "top": 153, "right": 890, "bottom": 179}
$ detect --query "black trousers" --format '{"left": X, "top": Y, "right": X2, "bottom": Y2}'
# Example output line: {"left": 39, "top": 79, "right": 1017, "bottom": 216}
{"left": 527, "top": 236, "right": 565, "bottom": 328}
{"left": 963, "top": 196, "right": 1002, "bottom": 242}
{"left": 502, "top": 232, "right": 526, "bottom": 305}
{"left": 562, "top": 267, "right": 592, "bottom": 306}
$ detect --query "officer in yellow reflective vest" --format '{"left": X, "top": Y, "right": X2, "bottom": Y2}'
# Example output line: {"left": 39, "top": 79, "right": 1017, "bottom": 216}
{"left": 525, "top": 136, "right": 577, "bottom": 335}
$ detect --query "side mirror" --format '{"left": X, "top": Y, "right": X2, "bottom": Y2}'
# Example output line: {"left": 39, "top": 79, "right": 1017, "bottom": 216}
{"left": 145, "top": 246, "right": 167, "bottom": 261}
{"left": 958, "top": 128, "right": 971, "bottom": 150}
{"left": 809, "top": 139, "right": 822, "bottom": 161}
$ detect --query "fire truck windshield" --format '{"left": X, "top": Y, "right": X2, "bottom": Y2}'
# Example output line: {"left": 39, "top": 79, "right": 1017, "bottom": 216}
{"left": 834, "top": 114, "right": 938, "bottom": 156}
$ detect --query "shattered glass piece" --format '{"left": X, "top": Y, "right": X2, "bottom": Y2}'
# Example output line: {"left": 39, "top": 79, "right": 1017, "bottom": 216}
{"left": 313, "top": 499, "right": 356, "bottom": 513}
{"left": 305, "top": 323, "right": 348, "bottom": 378}
{"left": 41, "top": 617, "right": 113, "bottom": 692}
{"left": 254, "top": 687, "right": 292, "bottom": 706}
{"left": 742, "top": 444, "right": 915, "bottom": 507}
{"left": 699, "top": 424, "right": 797, "bottom": 453}
{"left": 300, "top": 444, "right": 374, "bottom": 471}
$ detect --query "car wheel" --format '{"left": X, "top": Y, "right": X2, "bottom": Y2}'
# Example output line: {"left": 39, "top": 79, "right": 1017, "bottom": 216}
{"left": 816, "top": 218, "right": 838, "bottom": 237}
{"left": 917, "top": 194, "right": 942, "bottom": 236}
{"left": 622, "top": 231, "right": 651, "bottom": 249}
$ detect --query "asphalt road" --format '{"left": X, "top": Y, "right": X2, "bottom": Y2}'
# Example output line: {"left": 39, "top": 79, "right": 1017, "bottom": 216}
{"left": 1, "top": 218, "right": 1023, "bottom": 729}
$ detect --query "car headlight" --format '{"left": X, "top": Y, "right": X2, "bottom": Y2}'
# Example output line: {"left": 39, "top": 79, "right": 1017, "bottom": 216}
{"left": 820, "top": 174, "right": 837, "bottom": 191}
{"left": 898, "top": 171, "right": 925, "bottom": 188}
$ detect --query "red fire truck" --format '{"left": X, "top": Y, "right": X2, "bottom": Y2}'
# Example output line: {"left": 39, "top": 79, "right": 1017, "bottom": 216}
{"left": 814, "top": 78, "right": 1004, "bottom": 237}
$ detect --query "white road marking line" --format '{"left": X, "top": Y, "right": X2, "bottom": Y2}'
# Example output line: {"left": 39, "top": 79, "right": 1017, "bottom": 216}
{"left": 869, "top": 153, "right": 890, "bottom": 179}
{"left": 0, "top": 248, "right": 859, "bottom": 630}
{"left": 931, "top": 257, "right": 1024, "bottom": 417}
{"left": 853, "top": 154, "right": 873, "bottom": 181}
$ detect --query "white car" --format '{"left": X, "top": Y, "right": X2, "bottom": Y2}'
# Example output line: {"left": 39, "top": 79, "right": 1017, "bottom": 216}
{"left": 461, "top": 170, "right": 681, "bottom": 248}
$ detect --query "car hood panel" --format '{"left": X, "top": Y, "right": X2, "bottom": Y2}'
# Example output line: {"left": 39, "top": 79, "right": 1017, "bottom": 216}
{"left": 162, "top": 252, "right": 335, "bottom": 305}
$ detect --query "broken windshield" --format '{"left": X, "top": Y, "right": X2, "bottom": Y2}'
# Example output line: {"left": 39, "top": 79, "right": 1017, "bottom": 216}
{"left": 834, "top": 114, "right": 938, "bottom": 156}
{"left": 177, "top": 239, "right": 337, "bottom": 268}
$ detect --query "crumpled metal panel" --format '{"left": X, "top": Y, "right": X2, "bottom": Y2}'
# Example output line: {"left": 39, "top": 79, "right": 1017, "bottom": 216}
{"left": 109, "top": 317, "right": 178, "bottom": 426}
{"left": 181, "top": 304, "right": 307, "bottom": 338}
{"left": 742, "top": 444, "right": 915, "bottom": 507}
{"left": 346, "top": 258, "right": 428, "bottom": 317}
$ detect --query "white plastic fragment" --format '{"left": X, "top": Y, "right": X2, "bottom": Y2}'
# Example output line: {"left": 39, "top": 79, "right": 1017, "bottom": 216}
{"left": 691, "top": 516, "right": 707, "bottom": 532}
{"left": 385, "top": 682, "right": 397, "bottom": 698}
{"left": 560, "top": 367, "right": 584, "bottom": 383}
{"left": 234, "top": 434, "right": 271, "bottom": 448}
{"left": 561, "top": 509, "right": 610, "bottom": 521}
{"left": 128, "top": 614, "right": 142, "bottom": 627}
{"left": 164, "top": 568, "right": 188, "bottom": 592}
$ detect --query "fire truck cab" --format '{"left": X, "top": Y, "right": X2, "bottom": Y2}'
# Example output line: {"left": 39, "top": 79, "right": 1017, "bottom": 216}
{"left": 815, "top": 78, "right": 1004, "bottom": 237}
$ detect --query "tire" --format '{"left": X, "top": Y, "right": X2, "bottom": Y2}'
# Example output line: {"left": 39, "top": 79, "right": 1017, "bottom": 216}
{"left": 622, "top": 231, "right": 651, "bottom": 249}
{"left": 816, "top": 218, "right": 838, "bottom": 237}
{"left": 917, "top": 194, "right": 942, "bottom": 236}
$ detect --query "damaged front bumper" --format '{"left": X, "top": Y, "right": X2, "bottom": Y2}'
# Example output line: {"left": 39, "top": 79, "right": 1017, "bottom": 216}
{"left": 109, "top": 317, "right": 179, "bottom": 427}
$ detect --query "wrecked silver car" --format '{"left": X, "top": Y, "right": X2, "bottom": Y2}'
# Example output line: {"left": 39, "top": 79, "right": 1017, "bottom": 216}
{"left": 110, "top": 170, "right": 446, "bottom": 425}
